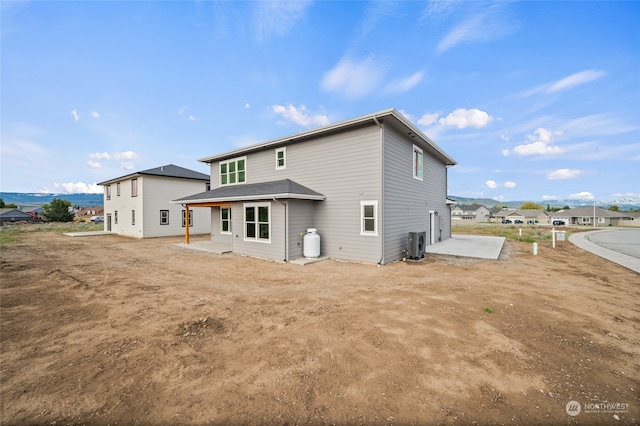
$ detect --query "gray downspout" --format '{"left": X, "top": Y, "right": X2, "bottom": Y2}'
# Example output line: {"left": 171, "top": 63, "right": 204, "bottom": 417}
{"left": 273, "top": 197, "right": 288, "bottom": 262}
{"left": 373, "top": 115, "right": 384, "bottom": 265}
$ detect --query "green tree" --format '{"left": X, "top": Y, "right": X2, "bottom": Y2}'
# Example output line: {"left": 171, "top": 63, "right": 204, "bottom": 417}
{"left": 520, "top": 201, "right": 543, "bottom": 210}
{"left": 0, "top": 198, "right": 18, "bottom": 209}
{"left": 608, "top": 205, "right": 620, "bottom": 211}
{"left": 42, "top": 198, "right": 74, "bottom": 222}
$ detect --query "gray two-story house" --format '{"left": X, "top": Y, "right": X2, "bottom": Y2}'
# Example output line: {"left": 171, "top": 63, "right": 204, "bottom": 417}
{"left": 174, "top": 108, "right": 456, "bottom": 265}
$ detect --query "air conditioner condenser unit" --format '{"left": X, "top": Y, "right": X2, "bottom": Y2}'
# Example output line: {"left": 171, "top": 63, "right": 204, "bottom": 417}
{"left": 408, "top": 231, "right": 427, "bottom": 260}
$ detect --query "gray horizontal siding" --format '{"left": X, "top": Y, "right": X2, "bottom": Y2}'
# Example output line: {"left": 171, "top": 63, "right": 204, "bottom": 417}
{"left": 382, "top": 126, "right": 450, "bottom": 262}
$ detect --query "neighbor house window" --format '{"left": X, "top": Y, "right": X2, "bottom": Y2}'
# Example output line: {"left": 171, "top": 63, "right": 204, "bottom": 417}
{"left": 276, "top": 147, "right": 286, "bottom": 169}
{"left": 244, "top": 203, "right": 270, "bottom": 242}
{"left": 182, "top": 209, "right": 193, "bottom": 227}
{"left": 220, "top": 157, "right": 246, "bottom": 185}
{"left": 598, "top": 217, "right": 605, "bottom": 224}
{"left": 117, "top": 182, "right": 121, "bottom": 196}
{"left": 160, "top": 210, "right": 169, "bottom": 225}
{"left": 106, "top": 185, "right": 111, "bottom": 200}
{"left": 131, "top": 178, "right": 138, "bottom": 197}
{"left": 114, "top": 210, "right": 118, "bottom": 224}
{"left": 360, "top": 200, "right": 378, "bottom": 236}
{"left": 220, "top": 207, "right": 231, "bottom": 234}
{"left": 413, "top": 145, "right": 423, "bottom": 180}
{"left": 131, "top": 210, "right": 135, "bottom": 225}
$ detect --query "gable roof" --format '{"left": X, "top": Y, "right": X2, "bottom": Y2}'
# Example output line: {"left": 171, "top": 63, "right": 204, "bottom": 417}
{"left": 0, "top": 208, "right": 34, "bottom": 219}
{"left": 456, "top": 204, "right": 487, "bottom": 212}
{"left": 172, "top": 179, "right": 325, "bottom": 204}
{"left": 198, "top": 108, "right": 456, "bottom": 167}
{"left": 98, "top": 164, "right": 209, "bottom": 185}
{"left": 554, "top": 206, "right": 634, "bottom": 219}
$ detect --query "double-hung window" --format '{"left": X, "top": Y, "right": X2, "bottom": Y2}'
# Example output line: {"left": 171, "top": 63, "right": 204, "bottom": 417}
{"left": 106, "top": 185, "right": 112, "bottom": 200}
{"left": 160, "top": 210, "right": 169, "bottom": 225}
{"left": 131, "top": 210, "right": 135, "bottom": 225}
{"left": 220, "top": 207, "right": 231, "bottom": 233}
{"left": 244, "top": 203, "right": 270, "bottom": 242}
{"left": 182, "top": 210, "right": 193, "bottom": 227}
{"left": 116, "top": 182, "right": 121, "bottom": 196}
{"left": 413, "top": 145, "right": 423, "bottom": 180}
{"left": 131, "top": 178, "right": 138, "bottom": 197}
{"left": 360, "top": 200, "right": 378, "bottom": 236}
{"left": 220, "top": 157, "right": 246, "bottom": 185}
{"left": 275, "top": 147, "right": 286, "bottom": 169}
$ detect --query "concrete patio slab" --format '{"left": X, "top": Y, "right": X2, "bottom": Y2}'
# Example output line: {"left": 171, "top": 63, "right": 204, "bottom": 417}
{"left": 424, "top": 234, "right": 506, "bottom": 260}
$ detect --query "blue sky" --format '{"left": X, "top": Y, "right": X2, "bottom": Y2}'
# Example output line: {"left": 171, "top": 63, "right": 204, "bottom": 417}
{"left": 1, "top": 1, "right": 639, "bottom": 203}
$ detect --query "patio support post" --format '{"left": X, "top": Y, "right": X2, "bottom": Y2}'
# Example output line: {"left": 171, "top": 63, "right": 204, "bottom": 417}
{"left": 185, "top": 204, "right": 190, "bottom": 244}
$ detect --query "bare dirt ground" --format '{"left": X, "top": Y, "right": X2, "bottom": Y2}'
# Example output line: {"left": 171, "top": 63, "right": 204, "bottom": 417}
{"left": 1, "top": 231, "right": 638, "bottom": 425}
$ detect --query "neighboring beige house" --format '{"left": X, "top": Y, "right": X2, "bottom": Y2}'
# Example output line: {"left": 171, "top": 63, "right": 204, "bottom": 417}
{"left": 451, "top": 204, "right": 491, "bottom": 222}
{"left": 495, "top": 209, "right": 550, "bottom": 224}
{"left": 99, "top": 164, "right": 211, "bottom": 238}
{"left": 551, "top": 206, "right": 636, "bottom": 227}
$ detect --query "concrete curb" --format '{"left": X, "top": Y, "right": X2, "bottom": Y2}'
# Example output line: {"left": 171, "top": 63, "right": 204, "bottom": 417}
{"left": 569, "top": 230, "right": 640, "bottom": 274}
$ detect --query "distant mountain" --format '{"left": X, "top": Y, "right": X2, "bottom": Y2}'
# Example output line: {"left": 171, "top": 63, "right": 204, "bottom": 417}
{"left": 448, "top": 195, "right": 640, "bottom": 210}
{"left": 0, "top": 192, "right": 103, "bottom": 208}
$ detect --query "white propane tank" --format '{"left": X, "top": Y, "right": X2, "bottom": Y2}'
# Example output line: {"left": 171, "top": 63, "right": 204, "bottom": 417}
{"left": 303, "top": 228, "right": 321, "bottom": 259}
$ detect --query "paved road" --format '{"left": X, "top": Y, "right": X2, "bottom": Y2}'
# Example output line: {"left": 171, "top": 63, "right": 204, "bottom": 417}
{"left": 569, "top": 228, "right": 640, "bottom": 274}
{"left": 586, "top": 228, "right": 640, "bottom": 259}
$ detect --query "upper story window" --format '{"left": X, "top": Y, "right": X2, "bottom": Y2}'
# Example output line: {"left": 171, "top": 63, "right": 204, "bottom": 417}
{"left": 106, "top": 185, "right": 112, "bottom": 200}
{"left": 220, "top": 157, "right": 246, "bottom": 185}
{"left": 116, "top": 182, "right": 121, "bottom": 196}
{"left": 276, "top": 147, "right": 286, "bottom": 170}
{"left": 413, "top": 145, "right": 423, "bottom": 181}
{"left": 131, "top": 178, "right": 138, "bottom": 197}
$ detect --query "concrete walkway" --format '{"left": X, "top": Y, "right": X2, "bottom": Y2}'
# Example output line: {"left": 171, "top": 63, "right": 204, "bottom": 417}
{"left": 63, "top": 231, "right": 114, "bottom": 237}
{"left": 424, "top": 234, "right": 506, "bottom": 260}
{"left": 569, "top": 229, "right": 640, "bottom": 274}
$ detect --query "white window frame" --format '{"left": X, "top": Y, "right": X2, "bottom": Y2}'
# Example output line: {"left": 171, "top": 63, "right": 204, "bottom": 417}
{"left": 160, "top": 210, "right": 169, "bottom": 225}
{"left": 220, "top": 207, "right": 231, "bottom": 234}
{"left": 106, "top": 185, "right": 111, "bottom": 200}
{"left": 243, "top": 202, "right": 271, "bottom": 243}
{"left": 413, "top": 145, "right": 423, "bottom": 181}
{"left": 182, "top": 209, "right": 193, "bottom": 227}
{"left": 275, "top": 147, "right": 286, "bottom": 170}
{"left": 219, "top": 157, "right": 247, "bottom": 186}
{"left": 360, "top": 200, "right": 378, "bottom": 236}
{"left": 131, "top": 178, "right": 138, "bottom": 197}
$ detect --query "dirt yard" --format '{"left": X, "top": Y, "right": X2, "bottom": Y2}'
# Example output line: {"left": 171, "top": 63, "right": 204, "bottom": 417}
{"left": 1, "top": 230, "right": 638, "bottom": 425}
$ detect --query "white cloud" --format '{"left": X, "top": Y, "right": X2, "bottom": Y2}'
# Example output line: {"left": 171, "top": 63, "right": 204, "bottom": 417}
{"left": 547, "top": 168, "right": 581, "bottom": 180}
{"left": 91, "top": 111, "right": 100, "bottom": 119}
{"left": 253, "top": 0, "right": 311, "bottom": 41}
{"left": 86, "top": 161, "right": 102, "bottom": 169}
{"left": 245, "top": 103, "right": 251, "bottom": 109}
{"left": 423, "top": 0, "right": 458, "bottom": 21}
{"left": 568, "top": 191, "right": 595, "bottom": 201}
{"left": 188, "top": 115, "right": 197, "bottom": 121}
{"left": 439, "top": 108, "right": 493, "bottom": 129}
{"left": 89, "top": 152, "right": 110, "bottom": 160}
{"left": 321, "top": 56, "right": 384, "bottom": 99}
{"left": 506, "top": 127, "right": 564, "bottom": 156}
{"left": 70, "top": 109, "right": 80, "bottom": 122}
{"left": 113, "top": 151, "right": 141, "bottom": 170}
{"left": 272, "top": 104, "right": 330, "bottom": 127}
{"left": 485, "top": 180, "right": 497, "bottom": 189}
{"left": 53, "top": 181, "right": 103, "bottom": 194}
{"left": 385, "top": 71, "right": 424, "bottom": 94}
{"left": 418, "top": 113, "right": 440, "bottom": 127}
{"left": 547, "top": 70, "right": 605, "bottom": 93}
{"left": 542, "top": 195, "right": 559, "bottom": 201}
{"left": 504, "top": 181, "right": 516, "bottom": 188}
{"left": 524, "top": 69, "right": 605, "bottom": 96}
{"left": 436, "top": 3, "right": 516, "bottom": 53}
